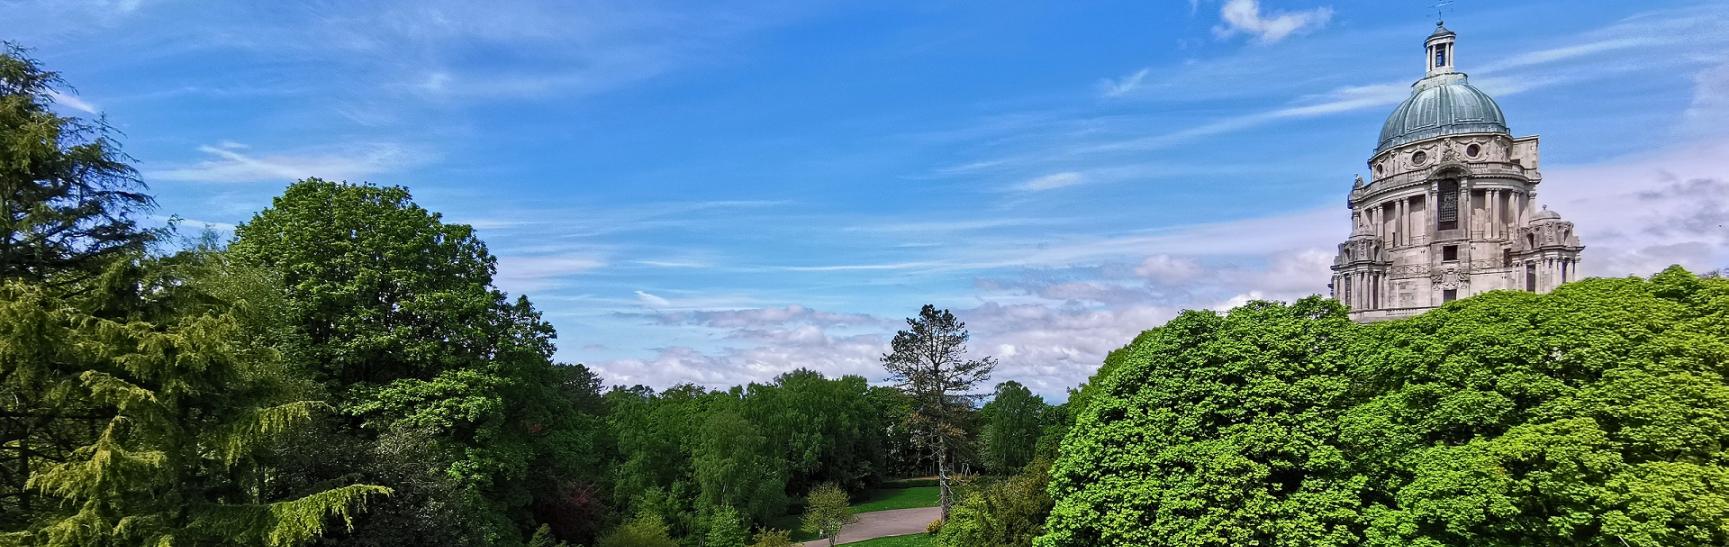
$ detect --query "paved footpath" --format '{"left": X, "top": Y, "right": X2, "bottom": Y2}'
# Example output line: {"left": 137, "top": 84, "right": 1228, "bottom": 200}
{"left": 797, "top": 506, "right": 941, "bottom": 546}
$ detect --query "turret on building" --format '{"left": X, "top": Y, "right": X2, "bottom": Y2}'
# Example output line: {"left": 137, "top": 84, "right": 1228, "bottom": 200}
{"left": 1330, "top": 22, "right": 1584, "bottom": 322}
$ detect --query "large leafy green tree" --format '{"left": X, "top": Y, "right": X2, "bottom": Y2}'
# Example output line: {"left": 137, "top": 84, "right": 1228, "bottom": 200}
{"left": 0, "top": 43, "right": 156, "bottom": 286}
{"left": 1039, "top": 297, "right": 1361, "bottom": 546}
{"left": 882, "top": 305, "right": 995, "bottom": 521}
{"left": 1042, "top": 270, "right": 1729, "bottom": 547}
{"left": 229, "top": 179, "right": 599, "bottom": 544}
{"left": 741, "top": 370, "right": 888, "bottom": 493}
{"left": 691, "top": 408, "right": 787, "bottom": 524}
{"left": 978, "top": 381, "right": 1046, "bottom": 474}
{"left": 1345, "top": 267, "right": 1729, "bottom": 546}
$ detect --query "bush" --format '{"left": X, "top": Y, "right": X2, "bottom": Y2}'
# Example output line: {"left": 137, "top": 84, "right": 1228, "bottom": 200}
{"left": 802, "top": 482, "right": 856, "bottom": 543}
{"left": 706, "top": 505, "right": 750, "bottom": 547}
{"left": 597, "top": 512, "right": 678, "bottom": 547}
{"left": 750, "top": 529, "right": 794, "bottom": 547}
{"left": 935, "top": 461, "right": 1052, "bottom": 547}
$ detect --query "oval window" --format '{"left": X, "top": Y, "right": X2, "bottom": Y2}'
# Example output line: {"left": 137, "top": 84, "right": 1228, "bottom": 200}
{"left": 1412, "top": 151, "right": 1428, "bottom": 165}
{"left": 1375, "top": 163, "right": 1384, "bottom": 175}
{"left": 1466, "top": 144, "right": 1481, "bottom": 157}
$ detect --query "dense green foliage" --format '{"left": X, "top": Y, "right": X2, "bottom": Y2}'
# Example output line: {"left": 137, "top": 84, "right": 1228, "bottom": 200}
{"left": 0, "top": 261, "right": 389, "bottom": 546}
{"left": 596, "top": 512, "right": 678, "bottom": 547}
{"left": 1041, "top": 271, "right": 1729, "bottom": 546}
{"left": 227, "top": 178, "right": 606, "bottom": 545}
{"left": 0, "top": 43, "right": 156, "bottom": 286}
{"left": 978, "top": 382, "right": 1046, "bottom": 473}
{"left": 935, "top": 460, "right": 1053, "bottom": 547}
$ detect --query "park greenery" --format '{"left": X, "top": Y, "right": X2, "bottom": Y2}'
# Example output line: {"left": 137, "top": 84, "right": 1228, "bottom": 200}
{"left": 6, "top": 42, "right": 1729, "bottom": 547}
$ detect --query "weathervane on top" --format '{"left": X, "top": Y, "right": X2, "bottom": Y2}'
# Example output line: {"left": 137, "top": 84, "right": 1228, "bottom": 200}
{"left": 1433, "top": 0, "right": 1454, "bottom": 25}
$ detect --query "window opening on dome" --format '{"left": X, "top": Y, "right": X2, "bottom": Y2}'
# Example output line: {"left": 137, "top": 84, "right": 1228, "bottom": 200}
{"left": 1442, "top": 245, "right": 1458, "bottom": 262}
{"left": 1466, "top": 143, "right": 1480, "bottom": 157}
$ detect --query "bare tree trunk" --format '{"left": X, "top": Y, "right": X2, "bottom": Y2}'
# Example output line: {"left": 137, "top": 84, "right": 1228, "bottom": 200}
{"left": 936, "top": 434, "right": 951, "bottom": 521}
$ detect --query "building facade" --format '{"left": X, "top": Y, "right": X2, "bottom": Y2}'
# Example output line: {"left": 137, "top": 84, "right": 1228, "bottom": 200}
{"left": 1331, "top": 23, "right": 1584, "bottom": 322}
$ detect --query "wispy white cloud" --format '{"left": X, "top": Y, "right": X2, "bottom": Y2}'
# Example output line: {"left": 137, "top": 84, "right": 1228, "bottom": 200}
{"left": 634, "top": 259, "right": 713, "bottom": 269}
{"left": 778, "top": 262, "right": 938, "bottom": 273}
{"left": 46, "top": 90, "right": 100, "bottom": 114}
{"left": 634, "top": 290, "right": 673, "bottom": 308}
{"left": 1212, "top": 0, "right": 1333, "bottom": 44}
{"left": 148, "top": 141, "right": 424, "bottom": 184}
{"left": 1016, "top": 172, "right": 1086, "bottom": 191}
{"left": 1099, "top": 68, "right": 1150, "bottom": 98}
{"left": 494, "top": 253, "right": 607, "bottom": 294}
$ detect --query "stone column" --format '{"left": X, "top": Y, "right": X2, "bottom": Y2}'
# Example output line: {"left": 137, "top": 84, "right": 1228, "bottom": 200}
{"left": 1488, "top": 190, "right": 1499, "bottom": 238}
{"left": 1517, "top": 192, "right": 1528, "bottom": 226}
{"left": 1459, "top": 183, "right": 1473, "bottom": 237}
{"left": 1398, "top": 198, "right": 1408, "bottom": 246}
{"left": 1427, "top": 188, "right": 1438, "bottom": 240}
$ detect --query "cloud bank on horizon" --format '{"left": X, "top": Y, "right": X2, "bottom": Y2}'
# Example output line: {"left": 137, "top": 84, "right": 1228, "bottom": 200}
{"left": 6, "top": 0, "right": 1727, "bottom": 398}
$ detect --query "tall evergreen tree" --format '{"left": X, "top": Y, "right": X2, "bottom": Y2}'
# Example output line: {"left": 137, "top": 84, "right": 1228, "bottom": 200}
{"left": 0, "top": 258, "right": 388, "bottom": 545}
{"left": 0, "top": 43, "right": 156, "bottom": 286}
{"left": 882, "top": 305, "right": 995, "bottom": 521}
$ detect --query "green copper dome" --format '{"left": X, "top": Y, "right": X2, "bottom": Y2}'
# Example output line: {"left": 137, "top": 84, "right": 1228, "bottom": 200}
{"left": 1376, "top": 72, "right": 1508, "bottom": 154}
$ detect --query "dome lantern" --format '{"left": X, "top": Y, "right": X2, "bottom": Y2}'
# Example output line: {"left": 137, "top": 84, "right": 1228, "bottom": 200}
{"left": 1374, "top": 25, "right": 1508, "bottom": 154}
{"left": 1425, "top": 22, "right": 1457, "bottom": 76}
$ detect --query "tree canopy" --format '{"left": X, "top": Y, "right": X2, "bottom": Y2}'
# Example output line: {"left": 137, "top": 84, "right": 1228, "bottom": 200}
{"left": 1040, "top": 270, "right": 1729, "bottom": 547}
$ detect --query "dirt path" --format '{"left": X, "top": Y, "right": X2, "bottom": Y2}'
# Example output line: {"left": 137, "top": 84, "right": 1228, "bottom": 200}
{"left": 797, "top": 506, "right": 940, "bottom": 546}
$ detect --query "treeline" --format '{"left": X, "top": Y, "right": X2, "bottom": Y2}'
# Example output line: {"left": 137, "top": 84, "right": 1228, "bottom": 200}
{"left": 0, "top": 46, "right": 1062, "bottom": 546}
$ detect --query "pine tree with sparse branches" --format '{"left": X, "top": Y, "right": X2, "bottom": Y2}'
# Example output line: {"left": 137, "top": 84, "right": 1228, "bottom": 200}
{"left": 882, "top": 304, "right": 995, "bottom": 522}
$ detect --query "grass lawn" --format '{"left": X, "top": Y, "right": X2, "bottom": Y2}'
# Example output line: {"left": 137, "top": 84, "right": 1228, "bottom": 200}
{"left": 769, "top": 482, "right": 943, "bottom": 541}
{"left": 842, "top": 534, "right": 934, "bottom": 546}
{"left": 850, "top": 485, "right": 939, "bottom": 513}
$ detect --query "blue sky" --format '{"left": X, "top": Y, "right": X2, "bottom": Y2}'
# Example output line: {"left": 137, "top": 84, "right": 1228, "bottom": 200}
{"left": 8, "top": 0, "right": 1728, "bottom": 397}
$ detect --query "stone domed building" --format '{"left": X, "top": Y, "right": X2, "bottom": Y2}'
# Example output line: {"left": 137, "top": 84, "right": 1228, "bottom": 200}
{"left": 1330, "top": 22, "right": 1584, "bottom": 322}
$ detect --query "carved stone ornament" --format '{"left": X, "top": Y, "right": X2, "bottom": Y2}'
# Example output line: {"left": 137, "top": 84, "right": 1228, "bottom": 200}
{"left": 1429, "top": 267, "right": 1469, "bottom": 289}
